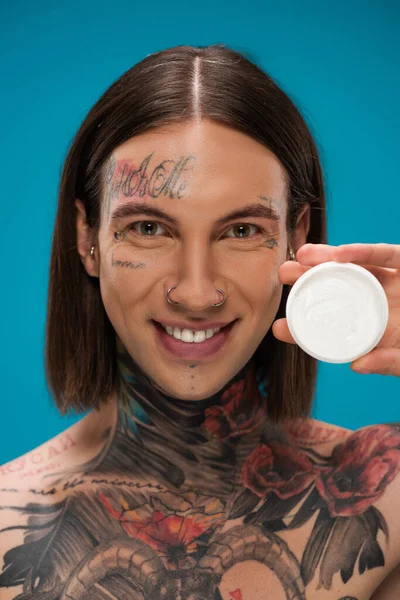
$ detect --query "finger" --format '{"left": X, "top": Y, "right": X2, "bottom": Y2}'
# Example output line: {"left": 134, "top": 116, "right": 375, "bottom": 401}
{"left": 351, "top": 348, "right": 400, "bottom": 377}
{"left": 295, "top": 243, "right": 338, "bottom": 266}
{"left": 334, "top": 243, "right": 400, "bottom": 270}
{"left": 294, "top": 243, "right": 395, "bottom": 286}
{"left": 278, "top": 261, "right": 311, "bottom": 285}
{"left": 272, "top": 318, "right": 296, "bottom": 344}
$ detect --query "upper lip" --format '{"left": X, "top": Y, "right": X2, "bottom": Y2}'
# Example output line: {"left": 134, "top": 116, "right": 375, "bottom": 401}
{"left": 153, "top": 319, "right": 236, "bottom": 331}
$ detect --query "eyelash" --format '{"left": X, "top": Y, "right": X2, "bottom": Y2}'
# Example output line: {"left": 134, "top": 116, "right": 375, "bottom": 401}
{"left": 115, "top": 220, "right": 269, "bottom": 241}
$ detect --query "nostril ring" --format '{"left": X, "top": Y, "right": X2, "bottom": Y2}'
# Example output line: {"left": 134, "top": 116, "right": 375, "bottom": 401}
{"left": 166, "top": 286, "right": 179, "bottom": 305}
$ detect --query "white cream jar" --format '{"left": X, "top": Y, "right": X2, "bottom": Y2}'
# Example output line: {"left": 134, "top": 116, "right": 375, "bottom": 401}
{"left": 286, "top": 261, "right": 389, "bottom": 363}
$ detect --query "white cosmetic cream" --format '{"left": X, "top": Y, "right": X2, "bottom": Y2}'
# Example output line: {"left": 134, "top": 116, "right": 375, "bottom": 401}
{"left": 286, "top": 261, "right": 389, "bottom": 363}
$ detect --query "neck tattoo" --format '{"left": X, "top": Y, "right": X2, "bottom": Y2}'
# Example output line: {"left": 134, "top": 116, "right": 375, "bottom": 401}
{"left": 92, "top": 340, "right": 270, "bottom": 498}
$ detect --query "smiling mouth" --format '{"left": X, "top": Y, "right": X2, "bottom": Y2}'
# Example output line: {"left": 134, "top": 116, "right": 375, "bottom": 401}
{"left": 155, "top": 321, "right": 229, "bottom": 341}
{"left": 151, "top": 319, "right": 237, "bottom": 359}
{"left": 152, "top": 320, "right": 236, "bottom": 343}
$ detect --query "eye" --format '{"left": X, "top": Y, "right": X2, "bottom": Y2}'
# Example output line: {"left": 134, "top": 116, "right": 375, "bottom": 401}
{"left": 225, "top": 224, "right": 262, "bottom": 239}
{"left": 127, "top": 221, "right": 168, "bottom": 236}
{"left": 117, "top": 221, "right": 265, "bottom": 240}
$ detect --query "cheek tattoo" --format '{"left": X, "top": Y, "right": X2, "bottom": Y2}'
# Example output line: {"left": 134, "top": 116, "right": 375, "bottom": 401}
{"left": 111, "top": 253, "right": 146, "bottom": 270}
{"left": 111, "top": 228, "right": 146, "bottom": 269}
{"left": 263, "top": 238, "right": 278, "bottom": 249}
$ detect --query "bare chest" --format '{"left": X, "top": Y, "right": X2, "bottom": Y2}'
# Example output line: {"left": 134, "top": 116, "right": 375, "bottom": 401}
{"left": 0, "top": 482, "right": 392, "bottom": 600}
{"left": 2, "top": 419, "right": 400, "bottom": 599}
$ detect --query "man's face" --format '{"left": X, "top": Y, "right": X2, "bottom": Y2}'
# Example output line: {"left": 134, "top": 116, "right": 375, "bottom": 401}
{"left": 78, "top": 119, "right": 309, "bottom": 400}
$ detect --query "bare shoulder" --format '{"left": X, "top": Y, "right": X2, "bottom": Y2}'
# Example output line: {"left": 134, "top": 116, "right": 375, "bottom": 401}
{"left": 0, "top": 428, "right": 79, "bottom": 490}
{"left": 284, "top": 417, "right": 400, "bottom": 509}
{"left": 0, "top": 407, "right": 113, "bottom": 542}
{"left": 284, "top": 417, "right": 400, "bottom": 594}
{"left": 0, "top": 400, "right": 116, "bottom": 491}
{"left": 0, "top": 408, "right": 115, "bottom": 599}
{"left": 283, "top": 415, "right": 353, "bottom": 450}
{"left": 0, "top": 425, "right": 82, "bottom": 581}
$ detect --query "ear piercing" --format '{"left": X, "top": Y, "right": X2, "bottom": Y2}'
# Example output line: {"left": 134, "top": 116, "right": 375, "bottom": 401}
{"left": 114, "top": 230, "right": 127, "bottom": 241}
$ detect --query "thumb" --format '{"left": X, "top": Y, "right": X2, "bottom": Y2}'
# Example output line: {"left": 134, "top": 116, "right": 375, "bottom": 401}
{"left": 351, "top": 348, "right": 400, "bottom": 377}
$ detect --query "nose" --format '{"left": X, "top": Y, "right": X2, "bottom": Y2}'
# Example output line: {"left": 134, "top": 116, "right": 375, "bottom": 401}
{"left": 167, "top": 239, "right": 224, "bottom": 311}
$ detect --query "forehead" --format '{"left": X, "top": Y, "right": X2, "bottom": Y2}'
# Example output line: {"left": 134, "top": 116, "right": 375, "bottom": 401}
{"left": 112, "top": 120, "right": 288, "bottom": 201}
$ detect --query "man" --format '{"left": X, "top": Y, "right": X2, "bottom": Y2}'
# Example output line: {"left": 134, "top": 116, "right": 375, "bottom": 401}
{"left": 1, "top": 46, "right": 399, "bottom": 599}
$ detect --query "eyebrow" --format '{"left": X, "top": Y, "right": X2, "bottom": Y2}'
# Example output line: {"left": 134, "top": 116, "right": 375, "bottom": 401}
{"left": 110, "top": 199, "right": 281, "bottom": 226}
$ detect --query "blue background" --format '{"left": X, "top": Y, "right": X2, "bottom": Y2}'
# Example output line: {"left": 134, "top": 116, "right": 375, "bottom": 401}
{"left": 0, "top": 0, "right": 399, "bottom": 465}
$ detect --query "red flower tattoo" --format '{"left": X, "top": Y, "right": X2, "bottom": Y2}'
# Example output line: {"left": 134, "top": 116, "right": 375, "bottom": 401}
{"left": 203, "top": 364, "right": 264, "bottom": 440}
{"left": 99, "top": 493, "right": 224, "bottom": 568}
{"left": 316, "top": 425, "right": 400, "bottom": 517}
{"left": 242, "top": 441, "right": 316, "bottom": 499}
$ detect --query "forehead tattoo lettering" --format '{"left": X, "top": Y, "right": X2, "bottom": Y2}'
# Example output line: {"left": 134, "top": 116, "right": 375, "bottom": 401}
{"left": 103, "top": 152, "right": 196, "bottom": 217}
{"left": 103, "top": 155, "right": 126, "bottom": 218}
{"left": 104, "top": 155, "right": 116, "bottom": 184}
{"left": 122, "top": 153, "right": 195, "bottom": 200}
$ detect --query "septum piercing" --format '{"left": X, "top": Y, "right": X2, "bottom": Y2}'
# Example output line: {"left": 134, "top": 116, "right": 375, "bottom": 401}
{"left": 166, "top": 286, "right": 226, "bottom": 307}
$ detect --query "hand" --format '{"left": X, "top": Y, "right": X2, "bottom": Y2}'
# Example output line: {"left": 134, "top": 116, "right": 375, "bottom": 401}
{"left": 273, "top": 243, "right": 400, "bottom": 377}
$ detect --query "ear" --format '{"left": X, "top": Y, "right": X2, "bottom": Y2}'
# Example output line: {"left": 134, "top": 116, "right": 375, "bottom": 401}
{"left": 290, "top": 203, "right": 311, "bottom": 254}
{"left": 75, "top": 199, "right": 99, "bottom": 278}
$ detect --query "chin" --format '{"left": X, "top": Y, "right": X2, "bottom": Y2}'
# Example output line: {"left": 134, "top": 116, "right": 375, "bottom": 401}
{"left": 150, "top": 373, "right": 225, "bottom": 401}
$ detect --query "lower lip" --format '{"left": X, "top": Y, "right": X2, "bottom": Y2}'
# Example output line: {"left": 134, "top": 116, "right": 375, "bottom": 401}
{"left": 153, "top": 321, "right": 237, "bottom": 359}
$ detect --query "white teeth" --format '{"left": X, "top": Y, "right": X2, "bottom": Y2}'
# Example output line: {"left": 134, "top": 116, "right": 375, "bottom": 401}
{"left": 193, "top": 330, "right": 206, "bottom": 343}
{"left": 181, "top": 329, "right": 194, "bottom": 343}
{"left": 162, "top": 325, "right": 222, "bottom": 343}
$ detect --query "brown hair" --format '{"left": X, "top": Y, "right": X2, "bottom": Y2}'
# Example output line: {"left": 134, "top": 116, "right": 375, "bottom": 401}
{"left": 46, "top": 45, "right": 326, "bottom": 420}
